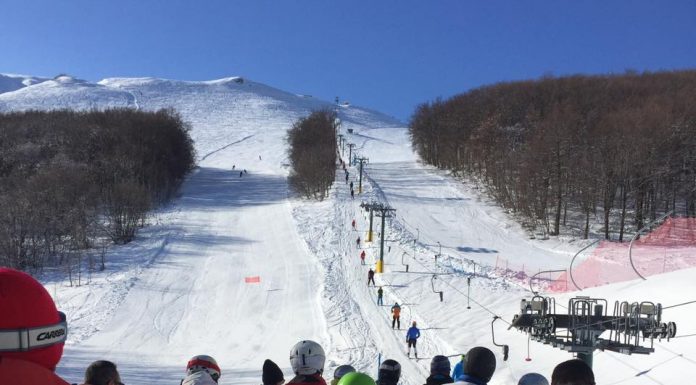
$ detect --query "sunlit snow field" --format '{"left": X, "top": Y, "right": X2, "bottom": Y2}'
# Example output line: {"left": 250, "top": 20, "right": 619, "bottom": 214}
{"left": 1, "top": 73, "right": 694, "bottom": 385}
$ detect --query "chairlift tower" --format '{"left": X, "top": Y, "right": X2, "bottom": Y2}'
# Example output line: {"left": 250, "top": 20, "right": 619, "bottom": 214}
{"left": 359, "top": 201, "right": 395, "bottom": 273}
{"left": 509, "top": 295, "right": 677, "bottom": 368}
{"left": 356, "top": 157, "right": 369, "bottom": 194}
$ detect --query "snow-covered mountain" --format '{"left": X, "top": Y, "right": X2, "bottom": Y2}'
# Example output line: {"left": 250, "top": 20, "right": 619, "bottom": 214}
{"left": 0, "top": 73, "right": 50, "bottom": 93}
{"left": 2, "top": 73, "right": 694, "bottom": 385}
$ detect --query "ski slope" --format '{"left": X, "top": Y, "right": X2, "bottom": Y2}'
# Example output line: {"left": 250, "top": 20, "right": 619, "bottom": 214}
{"left": 1, "top": 74, "right": 695, "bottom": 385}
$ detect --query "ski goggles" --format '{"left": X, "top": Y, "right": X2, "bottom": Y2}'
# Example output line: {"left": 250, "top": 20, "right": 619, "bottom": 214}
{"left": 0, "top": 311, "right": 68, "bottom": 352}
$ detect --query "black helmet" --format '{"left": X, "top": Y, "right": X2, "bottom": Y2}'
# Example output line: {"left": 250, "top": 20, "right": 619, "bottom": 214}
{"left": 378, "top": 359, "right": 401, "bottom": 385}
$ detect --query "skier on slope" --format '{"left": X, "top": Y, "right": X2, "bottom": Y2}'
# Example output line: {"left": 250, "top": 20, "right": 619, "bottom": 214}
{"left": 376, "top": 359, "right": 401, "bottom": 385}
{"left": 360, "top": 250, "right": 366, "bottom": 265}
{"left": 367, "top": 268, "right": 375, "bottom": 286}
{"left": 406, "top": 321, "right": 421, "bottom": 358}
{"left": 181, "top": 355, "right": 222, "bottom": 385}
{"left": 356, "top": 236, "right": 361, "bottom": 248}
{"left": 349, "top": 181, "right": 353, "bottom": 190}
{"left": 351, "top": 189, "right": 355, "bottom": 199}
{"left": 377, "top": 286, "right": 384, "bottom": 305}
{"left": 390, "top": 302, "right": 401, "bottom": 329}
{"left": 352, "top": 219, "right": 356, "bottom": 229}
{"left": 288, "top": 340, "right": 327, "bottom": 385}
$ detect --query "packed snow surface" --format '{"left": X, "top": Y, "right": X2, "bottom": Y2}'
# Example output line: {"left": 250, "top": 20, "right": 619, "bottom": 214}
{"left": 1, "top": 74, "right": 694, "bottom": 384}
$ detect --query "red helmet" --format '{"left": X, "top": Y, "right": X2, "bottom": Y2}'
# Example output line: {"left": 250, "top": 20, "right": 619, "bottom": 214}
{"left": 187, "top": 355, "right": 221, "bottom": 382}
{"left": 0, "top": 268, "right": 67, "bottom": 370}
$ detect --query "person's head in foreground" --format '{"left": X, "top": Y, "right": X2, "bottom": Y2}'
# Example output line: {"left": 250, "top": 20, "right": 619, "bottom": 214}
{"left": 83, "top": 360, "right": 122, "bottom": 385}
{"left": 461, "top": 346, "right": 496, "bottom": 384}
{"left": 551, "top": 359, "right": 595, "bottom": 385}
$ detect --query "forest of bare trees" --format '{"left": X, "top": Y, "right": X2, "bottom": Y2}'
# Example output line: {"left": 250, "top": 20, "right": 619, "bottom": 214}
{"left": 287, "top": 110, "right": 338, "bottom": 200}
{"left": 409, "top": 71, "right": 696, "bottom": 239}
{"left": 0, "top": 109, "right": 196, "bottom": 273}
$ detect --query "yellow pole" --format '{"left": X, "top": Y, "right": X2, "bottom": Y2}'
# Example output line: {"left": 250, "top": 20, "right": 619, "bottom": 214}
{"left": 376, "top": 259, "right": 383, "bottom": 273}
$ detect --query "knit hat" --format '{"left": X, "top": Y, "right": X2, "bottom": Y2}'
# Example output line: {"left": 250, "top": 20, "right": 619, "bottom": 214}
{"left": 518, "top": 372, "right": 549, "bottom": 385}
{"left": 378, "top": 359, "right": 401, "bottom": 384}
{"left": 262, "top": 359, "right": 285, "bottom": 385}
{"left": 430, "top": 355, "right": 451, "bottom": 375}
{"left": 464, "top": 347, "right": 496, "bottom": 383}
{"left": 0, "top": 268, "right": 66, "bottom": 371}
{"left": 551, "top": 359, "right": 594, "bottom": 385}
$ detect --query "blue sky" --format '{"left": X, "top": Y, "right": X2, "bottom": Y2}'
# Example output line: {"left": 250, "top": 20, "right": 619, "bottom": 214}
{"left": 1, "top": 0, "right": 695, "bottom": 121}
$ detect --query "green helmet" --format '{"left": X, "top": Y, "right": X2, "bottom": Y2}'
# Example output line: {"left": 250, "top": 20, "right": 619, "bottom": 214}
{"left": 337, "top": 372, "right": 376, "bottom": 385}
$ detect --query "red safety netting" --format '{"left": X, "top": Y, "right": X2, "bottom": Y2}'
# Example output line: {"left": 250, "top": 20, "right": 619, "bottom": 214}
{"left": 549, "top": 217, "right": 696, "bottom": 292}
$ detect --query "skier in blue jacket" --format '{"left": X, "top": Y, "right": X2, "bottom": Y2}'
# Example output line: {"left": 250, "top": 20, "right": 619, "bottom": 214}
{"left": 451, "top": 355, "right": 465, "bottom": 381}
{"left": 406, "top": 321, "right": 421, "bottom": 358}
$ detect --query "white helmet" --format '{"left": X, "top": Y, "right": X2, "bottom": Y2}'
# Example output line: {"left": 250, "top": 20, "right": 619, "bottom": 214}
{"left": 290, "top": 340, "right": 326, "bottom": 375}
{"left": 187, "top": 355, "right": 221, "bottom": 382}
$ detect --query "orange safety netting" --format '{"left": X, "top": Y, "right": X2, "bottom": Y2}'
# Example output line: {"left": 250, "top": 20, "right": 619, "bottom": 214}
{"left": 549, "top": 217, "right": 696, "bottom": 292}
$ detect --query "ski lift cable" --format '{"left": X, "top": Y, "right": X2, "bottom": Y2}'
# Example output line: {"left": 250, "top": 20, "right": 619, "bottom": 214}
{"left": 406, "top": 249, "right": 512, "bottom": 326}
{"left": 655, "top": 343, "right": 696, "bottom": 367}
{"left": 663, "top": 299, "right": 696, "bottom": 310}
{"left": 671, "top": 333, "right": 696, "bottom": 339}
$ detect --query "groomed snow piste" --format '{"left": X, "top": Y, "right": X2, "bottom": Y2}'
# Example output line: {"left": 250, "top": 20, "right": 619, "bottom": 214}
{"left": 1, "top": 74, "right": 694, "bottom": 385}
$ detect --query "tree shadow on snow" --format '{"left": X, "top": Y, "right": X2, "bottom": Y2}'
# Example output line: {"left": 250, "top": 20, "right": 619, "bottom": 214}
{"left": 177, "top": 167, "right": 289, "bottom": 211}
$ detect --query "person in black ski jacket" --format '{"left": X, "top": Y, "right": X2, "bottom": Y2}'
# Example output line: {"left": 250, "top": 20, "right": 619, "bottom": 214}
{"left": 423, "top": 356, "right": 452, "bottom": 385}
{"left": 367, "top": 268, "right": 375, "bottom": 286}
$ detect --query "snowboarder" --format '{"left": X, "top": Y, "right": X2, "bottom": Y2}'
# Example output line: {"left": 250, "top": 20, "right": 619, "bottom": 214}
{"left": 352, "top": 219, "right": 356, "bottom": 229}
{"left": 288, "top": 340, "right": 327, "bottom": 385}
{"left": 424, "top": 356, "right": 453, "bottom": 385}
{"left": 376, "top": 359, "right": 401, "bottom": 385}
{"left": 406, "top": 321, "right": 420, "bottom": 358}
{"left": 455, "top": 346, "right": 496, "bottom": 385}
{"left": 0, "top": 268, "right": 72, "bottom": 385}
{"left": 331, "top": 365, "right": 356, "bottom": 385}
{"left": 391, "top": 302, "right": 401, "bottom": 329}
{"left": 350, "top": 189, "right": 354, "bottom": 199}
{"left": 183, "top": 355, "right": 222, "bottom": 384}
{"left": 377, "top": 286, "right": 384, "bottom": 305}
{"left": 360, "top": 250, "right": 366, "bottom": 265}
{"left": 262, "top": 359, "right": 285, "bottom": 385}
{"left": 367, "top": 268, "right": 375, "bottom": 286}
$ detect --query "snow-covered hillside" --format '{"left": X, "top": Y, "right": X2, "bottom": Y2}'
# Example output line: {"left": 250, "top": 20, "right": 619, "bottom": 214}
{"left": 2, "top": 74, "right": 694, "bottom": 385}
